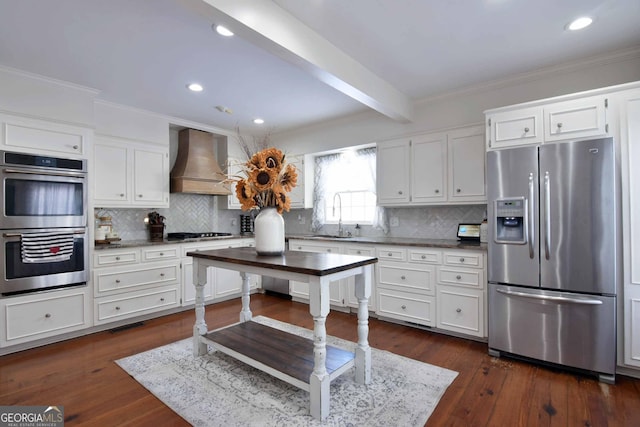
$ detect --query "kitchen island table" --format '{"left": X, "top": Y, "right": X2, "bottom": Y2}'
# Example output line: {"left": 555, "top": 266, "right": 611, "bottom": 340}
{"left": 187, "top": 247, "right": 377, "bottom": 420}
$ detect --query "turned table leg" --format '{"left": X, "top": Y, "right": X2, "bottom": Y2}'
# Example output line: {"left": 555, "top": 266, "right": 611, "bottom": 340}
{"left": 309, "top": 276, "right": 331, "bottom": 420}
{"left": 354, "top": 265, "right": 372, "bottom": 384}
{"left": 192, "top": 259, "right": 208, "bottom": 357}
{"left": 239, "top": 271, "right": 253, "bottom": 323}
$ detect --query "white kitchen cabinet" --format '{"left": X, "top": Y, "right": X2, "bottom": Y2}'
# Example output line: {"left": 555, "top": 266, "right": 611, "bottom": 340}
{"left": 486, "top": 94, "right": 609, "bottom": 150}
{"left": 376, "top": 138, "right": 411, "bottom": 205}
{"left": 447, "top": 126, "right": 486, "bottom": 202}
{"left": 377, "top": 125, "right": 486, "bottom": 206}
{"left": 287, "top": 154, "right": 311, "bottom": 209}
{"left": 619, "top": 87, "right": 640, "bottom": 369}
{"left": 288, "top": 239, "right": 346, "bottom": 306}
{"left": 93, "top": 136, "right": 169, "bottom": 208}
{"left": 0, "top": 287, "right": 89, "bottom": 347}
{"left": 0, "top": 113, "right": 90, "bottom": 157}
{"left": 225, "top": 156, "right": 243, "bottom": 209}
{"left": 180, "top": 238, "right": 257, "bottom": 305}
{"left": 93, "top": 245, "right": 181, "bottom": 325}
{"left": 436, "top": 250, "right": 486, "bottom": 338}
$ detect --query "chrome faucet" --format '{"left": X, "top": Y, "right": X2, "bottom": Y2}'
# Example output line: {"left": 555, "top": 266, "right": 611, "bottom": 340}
{"left": 333, "top": 192, "right": 343, "bottom": 237}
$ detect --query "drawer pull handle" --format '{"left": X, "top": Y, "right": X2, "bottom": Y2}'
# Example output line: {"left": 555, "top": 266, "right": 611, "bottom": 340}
{"left": 138, "top": 194, "right": 143, "bottom": 198}
{"left": 557, "top": 122, "right": 563, "bottom": 129}
{"left": 115, "top": 306, "right": 121, "bottom": 310}
{"left": 524, "top": 127, "right": 530, "bottom": 133}
{"left": 401, "top": 305, "right": 407, "bottom": 310}
{"left": 160, "top": 297, "right": 165, "bottom": 302}
{"left": 456, "top": 275, "right": 462, "bottom": 280}
{"left": 119, "top": 193, "right": 125, "bottom": 197}
{"left": 456, "top": 188, "right": 461, "bottom": 193}
{"left": 160, "top": 273, "right": 165, "bottom": 277}
{"left": 115, "top": 256, "right": 121, "bottom": 261}
{"left": 456, "top": 308, "right": 462, "bottom": 313}
{"left": 387, "top": 252, "right": 392, "bottom": 256}
{"left": 401, "top": 275, "right": 406, "bottom": 280}
{"left": 459, "top": 257, "right": 465, "bottom": 262}
{"left": 115, "top": 279, "right": 121, "bottom": 283}
{"left": 421, "top": 255, "right": 426, "bottom": 259}
{"left": 45, "top": 313, "right": 52, "bottom": 318}
{"left": 73, "top": 145, "right": 79, "bottom": 150}
{"left": 435, "top": 189, "right": 439, "bottom": 193}
{"left": 398, "top": 190, "right": 403, "bottom": 195}
{"left": 160, "top": 252, "right": 164, "bottom": 256}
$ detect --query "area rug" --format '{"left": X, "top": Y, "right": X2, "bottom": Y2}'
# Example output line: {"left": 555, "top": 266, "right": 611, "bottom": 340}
{"left": 116, "top": 316, "right": 458, "bottom": 426}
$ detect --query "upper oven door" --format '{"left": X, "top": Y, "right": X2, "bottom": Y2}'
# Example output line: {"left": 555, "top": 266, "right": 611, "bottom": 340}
{"left": 1, "top": 167, "right": 87, "bottom": 229}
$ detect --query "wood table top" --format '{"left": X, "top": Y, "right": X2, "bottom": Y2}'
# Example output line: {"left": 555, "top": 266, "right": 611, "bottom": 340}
{"left": 187, "top": 247, "right": 377, "bottom": 276}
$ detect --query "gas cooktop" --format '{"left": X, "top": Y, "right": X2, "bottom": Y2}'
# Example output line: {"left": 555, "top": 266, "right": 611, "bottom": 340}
{"left": 167, "top": 232, "right": 233, "bottom": 241}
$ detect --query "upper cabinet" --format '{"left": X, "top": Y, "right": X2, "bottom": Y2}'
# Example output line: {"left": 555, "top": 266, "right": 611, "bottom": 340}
{"left": 93, "top": 136, "right": 169, "bottom": 208}
{"left": 377, "top": 125, "right": 485, "bottom": 206}
{"left": 486, "top": 94, "right": 609, "bottom": 150}
{"left": 0, "top": 113, "right": 91, "bottom": 158}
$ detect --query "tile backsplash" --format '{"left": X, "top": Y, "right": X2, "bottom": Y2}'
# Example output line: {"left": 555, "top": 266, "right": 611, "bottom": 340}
{"left": 99, "top": 196, "right": 486, "bottom": 242}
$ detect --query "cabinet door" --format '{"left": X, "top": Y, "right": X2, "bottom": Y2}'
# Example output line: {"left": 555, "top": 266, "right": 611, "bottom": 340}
{"left": 544, "top": 95, "right": 608, "bottom": 142}
{"left": 377, "top": 138, "right": 411, "bottom": 205}
{"left": 487, "top": 107, "right": 543, "bottom": 149}
{"left": 448, "top": 126, "right": 486, "bottom": 202}
{"left": 225, "top": 157, "right": 243, "bottom": 209}
{"left": 411, "top": 133, "right": 447, "bottom": 203}
{"left": 620, "top": 88, "right": 640, "bottom": 368}
{"left": 1, "top": 114, "right": 89, "bottom": 156}
{"left": 133, "top": 147, "right": 169, "bottom": 206}
{"left": 93, "top": 143, "right": 129, "bottom": 204}
{"left": 288, "top": 154, "right": 306, "bottom": 209}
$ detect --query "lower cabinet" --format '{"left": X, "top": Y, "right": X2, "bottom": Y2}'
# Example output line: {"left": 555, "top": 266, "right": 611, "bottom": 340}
{"left": 93, "top": 245, "right": 181, "bottom": 325}
{"left": 1, "top": 287, "right": 90, "bottom": 347}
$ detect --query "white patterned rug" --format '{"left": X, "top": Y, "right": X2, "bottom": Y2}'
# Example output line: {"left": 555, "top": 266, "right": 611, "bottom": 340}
{"left": 116, "top": 316, "right": 458, "bottom": 426}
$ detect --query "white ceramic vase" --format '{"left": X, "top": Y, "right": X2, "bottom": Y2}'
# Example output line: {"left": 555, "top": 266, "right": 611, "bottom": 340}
{"left": 254, "top": 207, "right": 285, "bottom": 256}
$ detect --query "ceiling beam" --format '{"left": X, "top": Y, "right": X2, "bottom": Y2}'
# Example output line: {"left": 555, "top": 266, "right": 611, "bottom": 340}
{"left": 191, "top": 0, "right": 414, "bottom": 123}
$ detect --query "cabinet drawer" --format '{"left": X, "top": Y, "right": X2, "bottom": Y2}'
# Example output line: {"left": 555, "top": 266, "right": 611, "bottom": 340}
{"left": 378, "top": 265, "right": 435, "bottom": 294}
{"left": 95, "top": 264, "right": 179, "bottom": 293}
{"left": 376, "top": 247, "right": 407, "bottom": 262}
{"left": 438, "top": 266, "right": 484, "bottom": 289}
{"left": 142, "top": 246, "right": 179, "bottom": 262}
{"left": 94, "top": 249, "right": 140, "bottom": 267}
{"left": 437, "top": 286, "right": 484, "bottom": 337}
{"left": 409, "top": 249, "right": 441, "bottom": 264}
{"left": 5, "top": 292, "right": 86, "bottom": 342}
{"left": 442, "top": 251, "right": 483, "bottom": 268}
{"left": 289, "top": 242, "right": 341, "bottom": 253}
{"left": 377, "top": 288, "right": 435, "bottom": 326}
{"left": 345, "top": 246, "right": 375, "bottom": 257}
{"left": 96, "top": 286, "right": 179, "bottom": 322}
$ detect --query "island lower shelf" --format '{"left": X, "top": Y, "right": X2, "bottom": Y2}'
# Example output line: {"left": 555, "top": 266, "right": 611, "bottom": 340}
{"left": 202, "top": 321, "right": 355, "bottom": 391}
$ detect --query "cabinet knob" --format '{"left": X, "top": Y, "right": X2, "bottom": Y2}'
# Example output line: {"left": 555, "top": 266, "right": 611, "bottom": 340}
{"left": 388, "top": 252, "right": 393, "bottom": 256}
{"left": 435, "top": 189, "right": 439, "bottom": 193}
{"left": 160, "top": 297, "right": 165, "bottom": 302}
{"left": 557, "top": 122, "right": 563, "bottom": 129}
{"left": 401, "top": 305, "right": 407, "bottom": 310}
{"left": 160, "top": 273, "right": 165, "bottom": 277}
{"left": 401, "top": 275, "right": 406, "bottom": 280}
{"left": 456, "top": 308, "right": 462, "bottom": 313}
{"left": 456, "top": 188, "right": 461, "bottom": 193}
{"left": 120, "top": 193, "right": 125, "bottom": 197}
{"left": 115, "top": 256, "right": 121, "bottom": 260}
{"left": 456, "top": 275, "right": 462, "bottom": 280}
{"left": 459, "top": 257, "right": 465, "bottom": 262}
{"left": 421, "top": 255, "right": 426, "bottom": 259}
{"left": 297, "top": 246, "right": 302, "bottom": 250}
{"left": 524, "top": 127, "right": 530, "bottom": 133}
{"left": 72, "top": 145, "right": 79, "bottom": 150}
{"left": 115, "top": 279, "right": 121, "bottom": 283}
{"left": 115, "top": 306, "right": 121, "bottom": 310}
{"left": 398, "top": 190, "right": 403, "bottom": 195}
{"left": 45, "top": 313, "right": 52, "bottom": 318}
{"left": 327, "top": 249, "right": 332, "bottom": 253}
{"left": 160, "top": 252, "right": 164, "bottom": 256}
{"left": 138, "top": 194, "right": 143, "bottom": 198}
{"left": 357, "top": 250, "right": 362, "bottom": 254}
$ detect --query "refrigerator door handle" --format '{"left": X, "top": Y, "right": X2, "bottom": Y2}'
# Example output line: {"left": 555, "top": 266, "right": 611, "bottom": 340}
{"left": 543, "top": 171, "right": 551, "bottom": 260}
{"left": 496, "top": 288, "right": 603, "bottom": 305}
{"left": 527, "top": 173, "right": 535, "bottom": 259}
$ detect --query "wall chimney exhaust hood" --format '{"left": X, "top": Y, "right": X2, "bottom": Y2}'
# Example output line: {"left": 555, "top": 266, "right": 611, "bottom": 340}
{"left": 170, "top": 128, "right": 231, "bottom": 195}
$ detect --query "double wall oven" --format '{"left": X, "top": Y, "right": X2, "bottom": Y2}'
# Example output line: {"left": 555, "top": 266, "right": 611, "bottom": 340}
{"left": 1, "top": 151, "right": 88, "bottom": 296}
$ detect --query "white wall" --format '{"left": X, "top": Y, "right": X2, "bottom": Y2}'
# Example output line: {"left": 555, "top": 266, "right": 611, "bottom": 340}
{"left": 274, "top": 48, "right": 640, "bottom": 154}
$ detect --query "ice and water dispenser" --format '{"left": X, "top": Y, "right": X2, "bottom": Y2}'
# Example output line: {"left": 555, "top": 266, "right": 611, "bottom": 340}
{"left": 494, "top": 198, "right": 526, "bottom": 243}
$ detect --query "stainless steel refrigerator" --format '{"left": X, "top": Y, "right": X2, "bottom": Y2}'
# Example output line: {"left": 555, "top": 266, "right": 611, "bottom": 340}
{"left": 487, "top": 137, "right": 619, "bottom": 383}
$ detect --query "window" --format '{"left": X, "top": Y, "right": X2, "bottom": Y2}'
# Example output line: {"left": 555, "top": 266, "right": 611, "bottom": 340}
{"left": 311, "top": 146, "right": 387, "bottom": 232}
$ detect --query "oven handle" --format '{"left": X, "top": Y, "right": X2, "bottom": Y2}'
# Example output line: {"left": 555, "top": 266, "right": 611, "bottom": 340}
{"left": 3, "top": 230, "right": 87, "bottom": 237}
{"left": 3, "top": 168, "right": 86, "bottom": 179}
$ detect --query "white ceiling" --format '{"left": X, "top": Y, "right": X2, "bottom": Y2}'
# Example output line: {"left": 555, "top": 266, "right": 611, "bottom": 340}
{"left": 0, "top": 0, "right": 639, "bottom": 134}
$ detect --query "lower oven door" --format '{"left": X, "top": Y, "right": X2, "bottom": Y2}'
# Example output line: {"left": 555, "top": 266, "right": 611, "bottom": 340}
{"left": 1, "top": 228, "right": 88, "bottom": 295}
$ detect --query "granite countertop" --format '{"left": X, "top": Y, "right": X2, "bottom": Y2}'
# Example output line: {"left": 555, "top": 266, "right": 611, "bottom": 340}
{"left": 285, "top": 234, "right": 487, "bottom": 251}
{"left": 94, "top": 233, "right": 487, "bottom": 252}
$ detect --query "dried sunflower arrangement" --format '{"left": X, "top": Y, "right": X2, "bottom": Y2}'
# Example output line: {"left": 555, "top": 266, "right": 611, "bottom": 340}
{"left": 234, "top": 147, "right": 298, "bottom": 214}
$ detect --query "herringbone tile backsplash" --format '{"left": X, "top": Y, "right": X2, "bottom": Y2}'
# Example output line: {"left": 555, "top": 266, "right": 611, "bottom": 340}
{"left": 97, "top": 195, "right": 486, "bottom": 241}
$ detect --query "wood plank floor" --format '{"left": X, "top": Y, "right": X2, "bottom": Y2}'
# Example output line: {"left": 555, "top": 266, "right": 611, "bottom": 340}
{"left": 1, "top": 294, "right": 639, "bottom": 426}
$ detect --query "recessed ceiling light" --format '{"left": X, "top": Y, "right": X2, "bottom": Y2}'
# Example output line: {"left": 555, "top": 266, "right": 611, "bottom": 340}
{"left": 214, "top": 25, "right": 234, "bottom": 37}
{"left": 187, "top": 83, "right": 203, "bottom": 92}
{"left": 567, "top": 16, "right": 593, "bottom": 31}
{"left": 253, "top": 118, "right": 265, "bottom": 124}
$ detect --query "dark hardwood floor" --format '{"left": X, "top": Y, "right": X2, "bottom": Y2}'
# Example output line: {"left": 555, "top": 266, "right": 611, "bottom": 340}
{"left": 1, "top": 294, "right": 639, "bottom": 426}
